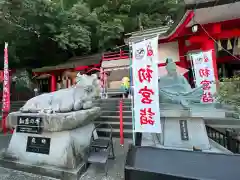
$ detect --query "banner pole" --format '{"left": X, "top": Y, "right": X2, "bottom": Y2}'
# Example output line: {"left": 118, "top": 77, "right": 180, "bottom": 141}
{"left": 129, "top": 42, "right": 135, "bottom": 145}
{"left": 2, "top": 42, "right": 10, "bottom": 134}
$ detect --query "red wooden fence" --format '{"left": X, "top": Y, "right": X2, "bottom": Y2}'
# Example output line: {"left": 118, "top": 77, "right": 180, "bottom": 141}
{"left": 102, "top": 49, "right": 129, "bottom": 61}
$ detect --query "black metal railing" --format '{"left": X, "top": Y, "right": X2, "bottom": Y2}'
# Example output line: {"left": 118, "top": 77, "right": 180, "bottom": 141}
{"left": 206, "top": 126, "right": 240, "bottom": 153}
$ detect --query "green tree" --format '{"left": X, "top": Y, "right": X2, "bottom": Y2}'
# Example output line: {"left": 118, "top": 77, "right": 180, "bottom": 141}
{"left": 0, "top": 0, "right": 182, "bottom": 69}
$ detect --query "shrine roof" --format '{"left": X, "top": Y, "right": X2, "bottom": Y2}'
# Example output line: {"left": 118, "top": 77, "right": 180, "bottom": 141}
{"left": 32, "top": 53, "right": 101, "bottom": 73}
{"left": 124, "top": 26, "right": 170, "bottom": 43}
{"left": 125, "top": 0, "right": 240, "bottom": 43}
{"left": 186, "top": 1, "right": 240, "bottom": 28}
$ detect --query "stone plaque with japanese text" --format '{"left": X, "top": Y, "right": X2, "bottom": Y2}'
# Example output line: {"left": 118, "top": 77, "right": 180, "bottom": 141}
{"left": 26, "top": 136, "right": 51, "bottom": 155}
{"left": 179, "top": 120, "right": 189, "bottom": 141}
{"left": 16, "top": 116, "right": 43, "bottom": 134}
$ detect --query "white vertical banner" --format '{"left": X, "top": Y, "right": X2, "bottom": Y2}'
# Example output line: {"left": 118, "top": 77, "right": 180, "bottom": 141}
{"left": 132, "top": 36, "right": 161, "bottom": 133}
{"left": 191, "top": 50, "right": 216, "bottom": 103}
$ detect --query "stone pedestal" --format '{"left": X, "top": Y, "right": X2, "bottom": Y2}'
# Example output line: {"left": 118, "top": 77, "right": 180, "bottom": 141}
{"left": 141, "top": 104, "right": 233, "bottom": 153}
{"left": 6, "top": 123, "right": 96, "bottom": 169}
{"left": 0, "top": 107, "right": 101, "bottom": 180}
{"left": 163, "top": 117, "right": 210, "bottom": 150}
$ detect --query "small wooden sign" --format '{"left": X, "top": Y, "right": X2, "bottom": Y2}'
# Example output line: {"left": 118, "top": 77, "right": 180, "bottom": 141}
{"left": 26, "top": 136, "right": 51, "bottom": 155}
{"left": 179, "top": 120, "right": 189, "bottom": 141}
{"left": 16, "top": 116, "right": 43, "bottom": 134}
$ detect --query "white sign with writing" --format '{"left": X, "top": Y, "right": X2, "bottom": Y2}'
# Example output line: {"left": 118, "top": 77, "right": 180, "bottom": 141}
{"left": 191, "top": 51, "right": 216, "bottom": 103}
{"left": 132, "top": 37, "right": 161, "bottom": 133}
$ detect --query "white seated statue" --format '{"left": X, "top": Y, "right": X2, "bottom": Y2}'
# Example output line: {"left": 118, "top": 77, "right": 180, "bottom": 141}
{"left": 159, "top": 59, "right": 203, "bottom": 108}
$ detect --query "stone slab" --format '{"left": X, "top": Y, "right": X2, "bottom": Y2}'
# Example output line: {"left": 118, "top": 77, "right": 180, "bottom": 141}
{"left": 163, "top": 117, "right": 211, "bottom": 150}
{"left": 3, "top": 123, "right": 96, "bottom": 169}
{"left": 6, "top": 107, "right": 101, "bottom": 132}
{"left": 191, "top": 109, "right": 226, "bottom": 118}
{"left": 159, "top": 103, "right": 237, "bottom": 119}
{"left": 0, "top": 157, "right": 85, "bottom": 180}
{"left": 141, "top": 134, "right": 231, "bottom": 154}
{"left": 160, "top": 109, "right": 190, "bottom": 117}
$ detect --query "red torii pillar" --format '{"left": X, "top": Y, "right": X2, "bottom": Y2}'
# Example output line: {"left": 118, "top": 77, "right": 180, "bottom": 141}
{"left": 50, "top": 74, "right": 56, "bottom": 92}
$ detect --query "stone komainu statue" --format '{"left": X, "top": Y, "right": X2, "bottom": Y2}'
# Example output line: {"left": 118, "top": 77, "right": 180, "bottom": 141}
{"left": 5, "top": 74, "right": 101, "bottom": 169}
{"left": 20, "top": 73, "right": 100, "bottom": 113}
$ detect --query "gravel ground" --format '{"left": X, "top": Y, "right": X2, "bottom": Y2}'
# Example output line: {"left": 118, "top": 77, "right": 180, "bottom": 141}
{"left": 0, "top": 168, "right": 59, "bottom": 180}
{"left": 0, "top": 134, "right": 130, "bottom": 180}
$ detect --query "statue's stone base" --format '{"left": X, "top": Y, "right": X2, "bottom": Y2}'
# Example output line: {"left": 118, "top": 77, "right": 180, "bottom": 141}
{"left": 163, "top": 117, "right": 210, "bottom": 150}
{"left": 2, "top": 123, "right": 96, "bottom": 169}
{"left": 190, "top": 104, "right": 226, "bottom": 118}
{"left": 141, "top": 114, "right": 232, "bottom": 153}
{"left": 160, "top": 103, "right": 229, "bottom": 118}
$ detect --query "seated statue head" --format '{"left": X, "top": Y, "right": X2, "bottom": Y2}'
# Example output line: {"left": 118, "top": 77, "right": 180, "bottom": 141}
{"left": 166, "top": 58, "right": 177, "bottom": 76}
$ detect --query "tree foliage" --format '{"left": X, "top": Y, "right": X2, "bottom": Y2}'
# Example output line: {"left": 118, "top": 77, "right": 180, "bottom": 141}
{"left": 217, "top": 76, "right": 240, "bottom": 108}
{"left": 0, "top": 0, "right": 182, "bottom": 69}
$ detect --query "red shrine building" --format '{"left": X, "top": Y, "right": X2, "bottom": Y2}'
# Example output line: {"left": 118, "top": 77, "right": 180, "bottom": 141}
{"left": 33, "top": 0, "right": 240, "bottom": 93}
{"left": 126, "top": 0, "right": 240, "bottom": 85}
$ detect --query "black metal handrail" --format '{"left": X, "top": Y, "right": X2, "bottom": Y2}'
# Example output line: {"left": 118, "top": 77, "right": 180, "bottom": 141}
{"left": 206, "top": 126, "right": 240, "bottom": 153}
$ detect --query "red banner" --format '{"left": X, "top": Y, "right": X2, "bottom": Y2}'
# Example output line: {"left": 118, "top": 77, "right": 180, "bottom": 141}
{"left": 2, "top": 42, "right": 10, "bottom": 134}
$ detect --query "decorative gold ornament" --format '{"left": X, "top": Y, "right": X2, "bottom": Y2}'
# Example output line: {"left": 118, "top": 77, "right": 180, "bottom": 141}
{"left": 227, "top": 39, "right": 232, "bottom": 50}
{"left": 217, "top": 40, "right": 222, "bottom": 51}
{"left": 237, "top": 37, "right": 240, "bottom": 48}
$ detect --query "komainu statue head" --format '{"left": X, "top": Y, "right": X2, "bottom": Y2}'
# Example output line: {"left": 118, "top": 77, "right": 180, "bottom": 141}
{"left": 75, "top": 73, "right": 100, "bottom": 98}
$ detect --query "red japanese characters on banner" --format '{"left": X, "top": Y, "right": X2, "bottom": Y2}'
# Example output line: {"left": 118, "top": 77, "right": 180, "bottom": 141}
{"left": 132, "top": 36, "right": 161, "bottom": 133}
{"left": 199, "top": 68, "right": 210, "bottom": 78}
{"left": 203, "top": 54, "right": 209, "bottom": 62}
{"left": 191, "top": 51, "right": 216, "bottom": 104}
{"left": 202, "top": 92, "right": 214, "bottom": 103}
{"left": 140, "top": 108, "right": 155, "bottom": 125}
{"left": 138, "top": 65, "right": 153, "bottom": 83}
{"left": 138, "top": 86, "right": 154, "bottom": 104}
{"left": 147, "top": 43, "right": 153, "bottom": 57}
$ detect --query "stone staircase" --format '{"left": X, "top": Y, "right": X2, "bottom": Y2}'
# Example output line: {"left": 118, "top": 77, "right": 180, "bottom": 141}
{"left": 94, "top": 98, "right": 133, "bottom": 138}
{"left": 103, "top": 88, "right": 124, "bottom": 98}
{"left": 0, "top": 101, "right": 26, "bottom": 113}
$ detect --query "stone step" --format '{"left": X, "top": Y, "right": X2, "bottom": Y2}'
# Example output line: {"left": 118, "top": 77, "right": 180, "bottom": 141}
{"left": 99, "top": 116, "right": 132, "bottom": 122}
{"left": 101, "top": 106, "right": 132, "bottom": 111}
{"left": 99, "top": 102, "right": 132, "bottom": 107}
{"left": 96, "top": 128, "right": 132, "bottom": 138}
{"left": 106, "top": 89, "right": 124, "bottom": 92}
{"left": 101, "top": 111, "right": 132, "bottom": 116}
{"left": 95, "top": 98, "right": 132, "bottom": 102}
{"left": 94, "top": 121, "right": 132, "bottom": 130}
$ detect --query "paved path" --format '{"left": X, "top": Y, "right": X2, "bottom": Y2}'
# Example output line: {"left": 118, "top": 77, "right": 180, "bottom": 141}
{"left": 0, "top": 168, "right": 58, "bottom": 180}
{"left": 0, "top": 135, "right": 129, "bottom": 180}
{"left": 80, "top": 139, "right": 129, "bottom": 180}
